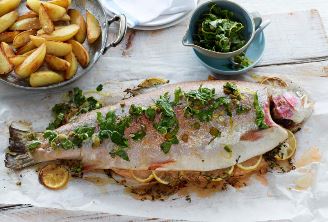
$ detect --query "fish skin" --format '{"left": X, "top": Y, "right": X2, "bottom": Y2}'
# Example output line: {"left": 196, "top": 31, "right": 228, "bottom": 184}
{"left": 28, "top": 80, "right": 313, "bottom": 171}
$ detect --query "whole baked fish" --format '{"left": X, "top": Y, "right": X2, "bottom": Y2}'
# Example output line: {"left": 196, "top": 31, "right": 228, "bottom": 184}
{"left": 5, "top": 80, "right": 313, "bottom": 176}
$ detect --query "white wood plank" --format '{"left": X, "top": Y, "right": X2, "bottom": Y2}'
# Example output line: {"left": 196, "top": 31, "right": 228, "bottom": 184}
{"left": 0, "top": 204, "right": 178, "bottom": 222}
{"left": 104, "top": 10, "right": 328, "bottom": 67}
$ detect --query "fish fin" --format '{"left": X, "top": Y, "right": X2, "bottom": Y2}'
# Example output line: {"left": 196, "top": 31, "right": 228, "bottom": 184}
{"left": 4, "top": 122, "right": 36, "bottom": 170}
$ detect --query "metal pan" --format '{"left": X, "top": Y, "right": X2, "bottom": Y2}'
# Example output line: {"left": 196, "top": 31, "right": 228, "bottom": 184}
{"left": 0, "top": 0, "right": 127, "bottom": 90}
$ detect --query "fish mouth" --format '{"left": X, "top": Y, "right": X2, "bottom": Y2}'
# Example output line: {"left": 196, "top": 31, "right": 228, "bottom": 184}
{"left": 269, "top": 92, "right": 314, "bottom": 132}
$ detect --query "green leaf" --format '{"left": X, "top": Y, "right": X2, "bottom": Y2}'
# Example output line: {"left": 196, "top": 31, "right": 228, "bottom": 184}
{"left": 160, "top": 141, "right": 172, "bottom": 154}
{"left": 111, "top": 131, "right": 128, "bottom": 147}
{"left": 131, "top": 125, "right": 146, "bottom": 141}
{"left": 96, "top": 84, "right": 103, "bottom": 92}
{"left": 129, "top": 104, "right": 143, "bottom": 117}
{"left": 43, "top": 130, "right": 58, "bottom": 142}
{"left": 253, "top": 92, "right": 269, "bottom": 129}
{"left": 27, "top": 140, "right": 41, "bottom": 151}
{"left": 145, "top": 107, "right": 156, "bottom": 121}
{"left": 111, "top": 147, "right": 129, "bottom": 161}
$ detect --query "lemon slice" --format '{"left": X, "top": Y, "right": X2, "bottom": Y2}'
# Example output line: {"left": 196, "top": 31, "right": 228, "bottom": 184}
{"left": 212, "top": 165, "right": 235, "bottom": 182}
{"left": 261, "top": 77, "right": 288, "bottom": 88}
{"left": 152, "top": 171, "right": 169, "bottom": 185}
{"left": 131, "top": 170, "right": 154, "bottom": 183}
{"left": 39, "top": 164, "right": 70, "bottom": 190}
{"left": 237, "top": 155, "right": 262, "bottom": 171}
{"left": 275, "top": 130, "right": 297, "bottom": 160}
{"left": 138, "top": 78, "right": 169, "bottom": 88}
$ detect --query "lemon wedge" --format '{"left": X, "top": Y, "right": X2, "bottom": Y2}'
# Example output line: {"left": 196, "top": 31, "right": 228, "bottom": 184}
{"left": 138, "top": 78, "right": 169, "bottom": 88}
{"left": 237, "top": 155, "right": 262, "bottom": 171}
{"left": 260, "top": 77, "right": 288, "bottom": 88}
{"left": 212, "top": 165, "right": 235, "bottom": 182}
{"left": 39, "top": 164, "right": 70, "bottom": 190}
{"left": 275, "top": 130, "right": 297, "bottom": 160}
{"left": 152, "top": 171, "right": 169, "bottom": 185}
{"left": 131, "top": 171, "right": 154, "bottom": 183}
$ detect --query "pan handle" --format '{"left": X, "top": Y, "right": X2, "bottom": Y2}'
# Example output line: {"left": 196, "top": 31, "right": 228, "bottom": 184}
{"left": 103, "top": 14, "right": 127, "bottom": 54}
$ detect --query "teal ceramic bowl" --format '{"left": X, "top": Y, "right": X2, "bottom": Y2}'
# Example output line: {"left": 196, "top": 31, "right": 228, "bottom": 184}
{"left": 182, "top": 0, "right": 262, "bottom": 59}
{"left": 193, "top": 29, "right": 265, "bottom": 75}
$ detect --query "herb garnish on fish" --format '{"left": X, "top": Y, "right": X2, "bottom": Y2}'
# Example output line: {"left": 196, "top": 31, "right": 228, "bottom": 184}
{"left": 41, "top": 82, "right": 271, "bottom": 161}
{"left": 47, "top": 87, "right": 102, "bottom": 130}
{"left": 254, "top": 92, "right": 269, "bottom": 129}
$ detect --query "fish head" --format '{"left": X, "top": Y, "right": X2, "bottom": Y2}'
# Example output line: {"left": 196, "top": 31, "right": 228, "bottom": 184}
{"left": 269, "top": 86, "right": 314, "bottom": 131}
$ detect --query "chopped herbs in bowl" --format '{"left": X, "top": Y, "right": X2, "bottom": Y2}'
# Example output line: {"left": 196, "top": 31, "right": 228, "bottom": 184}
{"left": 193, "top": 3, "right": 252, "bottom": 69}
{"left": 193, "top": 3, "right": 246, "bottom": 53}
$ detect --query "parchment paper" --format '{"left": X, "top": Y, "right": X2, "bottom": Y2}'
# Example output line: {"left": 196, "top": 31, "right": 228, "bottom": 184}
{"left": 0, "top": 11, "right": 328, "bottom": 222}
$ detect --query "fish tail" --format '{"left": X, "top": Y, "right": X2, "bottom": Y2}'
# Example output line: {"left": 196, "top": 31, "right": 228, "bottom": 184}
{"left": 5, "top": 122, "right": 36, "bottom": 170}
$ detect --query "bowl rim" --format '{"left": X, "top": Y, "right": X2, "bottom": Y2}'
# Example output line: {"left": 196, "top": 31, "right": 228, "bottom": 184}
{"left": 0, "top": 0, "right": 109, "bottom": 91}
{"left": 193, "top": 30, "right": 266, "bottom": 75}
{"left": 187, "top": 0, "right": 256, "bottom": 57}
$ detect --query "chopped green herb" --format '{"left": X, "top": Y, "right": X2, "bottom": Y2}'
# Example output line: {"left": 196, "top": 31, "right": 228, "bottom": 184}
{"left": 224, "top": 145, "right": 232, "bottom": 153}
{"left": 145, "top": 107, "right": 156, "bottom": 121}
{"left": 96, "top": 111, "right": 131, "bottom": 158}
{"left": 173, "top": 87, "right": 183, "bottom": 105}
{"left": 208, "top": 127, "right": 221, "bottom": 144}
{"left": 156, "top": 92, "right": 175, "bottom": 117}
{"left": 43, "top": 130, "right": 58, "bottom": 142}
{"left": 236, "top": 104, "right": 251, "bottom": 115}
{"left": 96, "top": 84, "right": 103, "bottom": 92}
{"left": 27, "top": 140, "right": 41, "bottom": 151}
{"left": 110, "top": 147, "right": 129, "bottom": 161}
{"left": 129, "top": 104, "right": 144, "bottom": 117}
{"left": 223, "top": 82, "right": 241, "bottom": 100}
{"left": 253, "top": 92, "right": 269, "bottom": 129}
{"left": 71, "top": 126, "right": 95, "bottom": 147}
{"left": 131, "top": 125, "right": 146, "bottom": 141}
{"left": 232, "top": 52, "right": 252, "bottom": 69}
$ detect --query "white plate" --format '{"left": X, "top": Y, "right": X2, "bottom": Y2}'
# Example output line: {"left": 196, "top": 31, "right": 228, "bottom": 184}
{"left": 134, "top": 11, "right": 191, "bottom": 30}
{"left": 104, "top": 0, "right": 195, "bottom": 30}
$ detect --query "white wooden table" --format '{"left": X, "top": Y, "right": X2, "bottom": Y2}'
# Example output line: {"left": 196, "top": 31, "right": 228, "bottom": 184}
{"left": 1, "top": 0, "right": 328, "bottom": 221}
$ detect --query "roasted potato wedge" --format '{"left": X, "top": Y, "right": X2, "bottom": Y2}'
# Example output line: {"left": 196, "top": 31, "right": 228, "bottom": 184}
{"left": 40, "top": 24, "right": 79, "bottom": 41}
{"left": 13, "top": 29, "right": 36, "bottom": 48}
{"left": 0, "top": 0, "right": 21, "bottom": 17}
{"left": 39, "top": 3, "right": 54, "bottom": 34}
{"left": 27, "top": 0, "right": 66, "bottom": 21}
{"left": 16, "top": 40, "right": 36, "bottom": 55}
{"left": 30, "top": 35, "right": 72, "bottom": 56}
{"left": 56, "top": 13, "right": 70, "bottom": 22}
{"left": 30, "top": 70, "right": 64, "bottom": 87}
{"left": 22, "top": 48, "right": 37, "bottom": 56}
{"left": 0, "top": 47, "right": 13, "bottom": 74}
{"left": 0, "top": 11, "right": 19, "bottom": 33}
{"left": 9, "top": 55, "right": 27, "bottom": 66}
{"left": 26, "top": 0, "right": 40, "bottom": 14}
{"left": 1, "top": 42, "right": 15, "bottom": 58}
{"left": 0, "top": 31, "right": 20, "bottom": 43}
{"left": 48, "top": 0, "right": 71, "bottom": 9}
{"left": 86, "top": 10, "right": 101, "bottom": 44}
{"left": 43, "top": 2, "right": 66, "bottom": 21}
{"left": 45, "top": 54, "right": 70, "bottom": 71}
{"left": 17, "top": 11, "right": 37, "bottom": 21}
{"left": 64, "top": 51, "right": 77, "bottom": 79}
{"left": 10, "top": 17, "right": 41, "bottom": 31}
{"left": 68, "top": 9, "right": 86, "bottom": 43}
{"left": 36, "top": 25, "right": 64, "bottom": 35}
{"left": 68, "top": 39, "right": 89, "bottom": 68}
{"left": 15, "top": 43, "right": 46, "bottom": 78}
